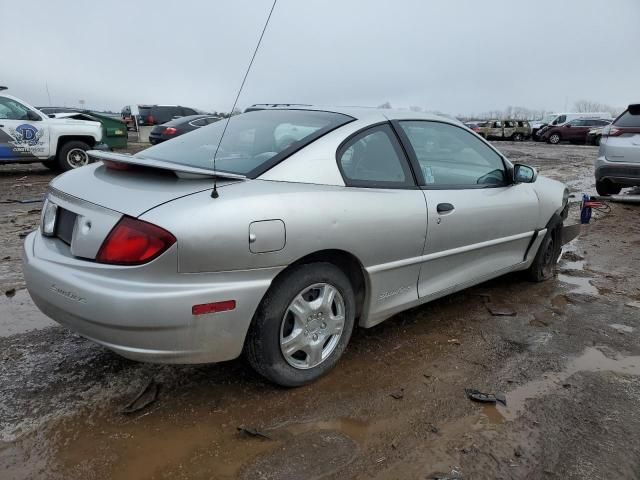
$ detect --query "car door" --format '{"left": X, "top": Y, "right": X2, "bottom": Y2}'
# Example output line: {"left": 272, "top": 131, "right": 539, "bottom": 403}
{"left": 336, "top": 123, "right": 428, "bottom": 323}
{"left": 503, "top": 121, "right": 515, "bottom": 138}
{"left": 0, "top": 96, "right": 50, "bottom": 161}
{"left": 393, "top": 120, "right": 540, "bottom": 300}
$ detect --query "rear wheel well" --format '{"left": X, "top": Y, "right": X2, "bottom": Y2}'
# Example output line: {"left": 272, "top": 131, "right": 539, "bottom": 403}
{"left": 272, "top": 250, "right": 367, "bottom": 321}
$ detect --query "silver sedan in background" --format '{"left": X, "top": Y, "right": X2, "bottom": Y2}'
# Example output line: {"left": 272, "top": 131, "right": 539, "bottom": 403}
{"left": 24, "top": 106, "right": 570, "bottom": 386}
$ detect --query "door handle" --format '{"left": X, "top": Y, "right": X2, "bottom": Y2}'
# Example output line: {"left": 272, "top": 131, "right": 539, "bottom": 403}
{"left": 437, "top": 203, "right": 455, "bottom": 214}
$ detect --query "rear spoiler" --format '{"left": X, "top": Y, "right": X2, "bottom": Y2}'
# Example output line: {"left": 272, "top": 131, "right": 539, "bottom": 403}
{"left": 87, "top": 150, "right": 247, "bottom": 180}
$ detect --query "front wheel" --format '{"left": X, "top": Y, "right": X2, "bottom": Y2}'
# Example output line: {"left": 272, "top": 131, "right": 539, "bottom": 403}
{"left": 57, "top": 141, "right": 91, "bottom": 171}
{"left": 512, "top": 133, "right": 523, "bottom": 141}
{"left": 548, "top": 133, "right": 561, "bottom": 144}
{"left": 526, "top": 226, "right": 562, "bottom": 282}
{"left": 245, "top": 263, "right": 356, "bottom": 387}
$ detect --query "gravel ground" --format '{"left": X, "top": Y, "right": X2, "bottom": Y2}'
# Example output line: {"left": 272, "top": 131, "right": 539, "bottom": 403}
{"left": 1, "top": 141, "right": 639, "bottom": 479}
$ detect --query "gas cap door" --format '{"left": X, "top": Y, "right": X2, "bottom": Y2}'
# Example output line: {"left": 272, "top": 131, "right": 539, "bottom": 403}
{"left": 249, "top": 219, "right": 286, "bottom": 253}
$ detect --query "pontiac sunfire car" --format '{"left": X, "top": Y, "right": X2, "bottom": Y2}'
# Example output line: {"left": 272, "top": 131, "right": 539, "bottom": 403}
{"left": 24, "top": 106, "right": 570, "bottom": 386}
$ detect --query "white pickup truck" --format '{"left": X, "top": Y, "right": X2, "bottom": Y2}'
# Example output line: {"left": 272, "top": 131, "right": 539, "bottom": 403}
{"left": 0, "top": 89, "right": 107, "bottom": 171}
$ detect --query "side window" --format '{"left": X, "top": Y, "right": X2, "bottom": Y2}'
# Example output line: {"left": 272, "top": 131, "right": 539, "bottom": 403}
{"left": 398, "top": 121, "right": 507, "bottom": 188}
{"left": 205, "top": 117, "right": 220, "bottom": 125}
{"left": 554, "top": 115, "right": 566, "bottom": 125}
{"left": 337, "top": 124, "right": 414, "bottom": 188}
{"left": 494, "top": 121, "right": 502, "bottom": 128}
{"left": 0, "top": 97, "right": 30, "bottom": 120}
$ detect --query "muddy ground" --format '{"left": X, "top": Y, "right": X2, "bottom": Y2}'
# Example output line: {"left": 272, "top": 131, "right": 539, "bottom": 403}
{"left": 1, "top": 141, "right": 639, "bottom": 479}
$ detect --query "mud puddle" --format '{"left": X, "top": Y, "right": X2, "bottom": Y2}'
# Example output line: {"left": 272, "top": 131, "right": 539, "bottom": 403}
{"left": 0, "top": 289, "right": 55, "bottom": 337}
{"left": 496, "top": 347, "right": 640, "bottom": 421}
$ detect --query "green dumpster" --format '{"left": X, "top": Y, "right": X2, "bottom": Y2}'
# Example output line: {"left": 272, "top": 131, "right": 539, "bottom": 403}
{"left": 87, "top": 112, "right": 128, "bottom": 150}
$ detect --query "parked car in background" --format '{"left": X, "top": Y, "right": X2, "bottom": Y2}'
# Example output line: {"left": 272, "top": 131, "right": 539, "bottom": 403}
{"left": 477, "top": 120, "right": 531, "bottom": 140}
{"left": 149, "top": 114, "right": 220, "bottom": 144}
{"left": 138, "top": 105, "right": 200, "bottom": 126}
{"left": 0, "top": 89, "right": 106, "bottom": 170}
{"left": 595, "top": 104, "right": 640, "bottom": 195}
{"left": 532, "top": 112, "right": 613, "bottom": 140}
{"left": 540, "top": 118, "right": 611, "bottom": 145}
{"left": 24, "top": 106, "right": 572, "bottom": 386}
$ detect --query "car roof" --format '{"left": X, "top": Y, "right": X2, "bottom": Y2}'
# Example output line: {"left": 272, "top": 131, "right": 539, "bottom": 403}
{"left": 247, "top": 104, "right": 462, "bottom": 126}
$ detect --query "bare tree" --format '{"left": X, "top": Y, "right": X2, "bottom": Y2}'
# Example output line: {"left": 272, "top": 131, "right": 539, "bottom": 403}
{"left": 377, "top": 101, "right": 392, "bottom": 109}
{"left": 573, "top": 99, "right": 620, "bottom": 115}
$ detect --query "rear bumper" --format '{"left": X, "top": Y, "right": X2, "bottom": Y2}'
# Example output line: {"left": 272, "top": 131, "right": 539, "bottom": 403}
{"left": 23, "top": 232, "right": 279, "bottom": 364}
{"left": 595, "top": 157, "right": 640, "bottom": 186}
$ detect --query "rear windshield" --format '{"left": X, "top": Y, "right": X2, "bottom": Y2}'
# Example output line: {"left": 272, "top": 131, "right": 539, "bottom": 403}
{"left": 614, "top": 110, "right": 640, "bottom": 128}
{"left": 135, "top": 109, "right": 353, "bottom": 177}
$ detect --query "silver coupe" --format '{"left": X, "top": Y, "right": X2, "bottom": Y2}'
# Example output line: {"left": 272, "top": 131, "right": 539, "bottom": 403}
{"left": 24, "top": 106, "right": 570, "bottom": 386}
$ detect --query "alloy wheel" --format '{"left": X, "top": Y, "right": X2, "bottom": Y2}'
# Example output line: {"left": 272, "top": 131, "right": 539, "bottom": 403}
{"left": 279, "top": 283, "right": 345, "bottom": 369}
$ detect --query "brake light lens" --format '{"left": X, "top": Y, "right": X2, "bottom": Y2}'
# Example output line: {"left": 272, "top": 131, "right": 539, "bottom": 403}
{"left": 163, "top": 127, "right": 177, "bottom": 135}
{"left": 96, "top": 216, "right": 176, "bottom": 265}
{"left": 103, "top": 160, "right": 135, "bottom": 170}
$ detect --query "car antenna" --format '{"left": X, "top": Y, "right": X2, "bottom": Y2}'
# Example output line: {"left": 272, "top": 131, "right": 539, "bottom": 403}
{"left": 211, "top": 0, "right": 277, "bottom": 199}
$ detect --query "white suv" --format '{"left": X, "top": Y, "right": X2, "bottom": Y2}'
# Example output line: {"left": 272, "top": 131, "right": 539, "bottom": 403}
{"left": 595, "top": 104, "right": 640, "bottom": 195}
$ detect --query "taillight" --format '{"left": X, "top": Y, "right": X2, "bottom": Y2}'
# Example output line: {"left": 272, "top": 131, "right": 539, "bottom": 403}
{"left": 147, "top": 115, "right": 156, "bottom": 125}
{"left": 96, "top": 216, "right": 176, "bottom": 265}
{"left": 604, "top": 127, "right": 623, "bottom": 137}
{"left": 163, "top": 127, "right": 177, "bottom": 135}
{"left": 103, "top": 160, "right": 135, "bottom": 171}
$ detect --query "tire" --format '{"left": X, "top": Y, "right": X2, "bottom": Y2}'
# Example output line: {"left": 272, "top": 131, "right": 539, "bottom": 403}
{"left": 548, "top": 133, "right": 561, "bottom": 145}
{"left": 526, "top": 226, "right": 562, "bottom": 282}
{"left": 512, "top": 133, "right": 523, "bottom": 141}
{"left": 595, "top": 179, "right": 622, "bottom": 196}
{"left": 245, "top": 262, "right": 356, "bottom": 387}
{"left": 594, "top": 135, "right": 601, "bottom": 146}
{"left": 56, "top": 141, "right": 91, "bottom": 171}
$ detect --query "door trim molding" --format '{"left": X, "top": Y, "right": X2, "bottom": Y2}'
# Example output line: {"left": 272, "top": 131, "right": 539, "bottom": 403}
{"left": 367, "top": 230, "right": 535, "bottom": 274}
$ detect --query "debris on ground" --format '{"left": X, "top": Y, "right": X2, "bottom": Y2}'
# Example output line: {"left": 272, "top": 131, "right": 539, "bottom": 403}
{"left": 479, "top": 294, "right": 516, "bottom": 316}
{"left": 5, "top": 288, "right": 16, "bottom": 298}
{"left": 625, "top": 301, "right": 640, "bottom": 309}
{"left": 465, "top": 388, "right": 507, "bottom": 406}
{"left": 121, "top": 380, "right": 159, "bottom": 414}
{"left": 485, "top": 303, "right": 516, "bottom": 317}
{"left": 390, "top": 388, "right": 404, "bottom": 399}
{"left": 237, "top": 426, "right": 272, "bottom": 440}
{"left": 447, "top": 338, "right": 461, "bottom": 345}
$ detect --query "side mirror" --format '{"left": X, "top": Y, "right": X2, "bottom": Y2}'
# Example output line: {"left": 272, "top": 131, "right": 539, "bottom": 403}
{"left": 27, "top": 110, "right": 42, "bottom": 121}
{"left": 513, "top": 163, "right": 537, "bottom": 184}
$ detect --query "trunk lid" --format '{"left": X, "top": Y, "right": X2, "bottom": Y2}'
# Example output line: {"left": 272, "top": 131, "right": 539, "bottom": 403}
{"left": 46, "top": 160, "right": 240, "bottom": 260}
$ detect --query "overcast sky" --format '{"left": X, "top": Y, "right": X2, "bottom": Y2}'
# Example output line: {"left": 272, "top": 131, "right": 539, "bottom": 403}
{"left": 2, "top": 0, "right": 639, "bottom": 116}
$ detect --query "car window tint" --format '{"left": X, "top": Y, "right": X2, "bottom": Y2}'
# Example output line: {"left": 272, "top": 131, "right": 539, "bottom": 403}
{"left": 337, "top": 124, "right": 413, "bottom": 188}
{"left": 138, "top": 109, "right": 353, "bottom": 177}
{"left": 614, "top": 111, "right": 640, "bottom": 127}
{"left": 0, "top": 97, "right": 30, "bottom": 120}
{"left": 398, "top": 121, "right": 507, "bottom": 188}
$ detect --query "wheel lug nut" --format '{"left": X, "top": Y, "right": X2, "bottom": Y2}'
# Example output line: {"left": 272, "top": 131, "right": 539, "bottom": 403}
{"left": 321, "top": 322, "right": 327, "bottom": 329}
{"left": 312, "top": 333, "right": 318, "bottom": 341}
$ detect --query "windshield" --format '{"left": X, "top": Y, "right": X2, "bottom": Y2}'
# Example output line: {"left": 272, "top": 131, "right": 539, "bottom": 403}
{"left": 541, "top": 114, "right": 557, "bottom": 124}
{"left": 135, "top": 109, "right": 353, "bottom": 177}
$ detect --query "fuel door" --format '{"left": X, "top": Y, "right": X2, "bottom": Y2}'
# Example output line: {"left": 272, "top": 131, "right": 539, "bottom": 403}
{"left": 249, "top": 219, "right": 286, "bottom": 253}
